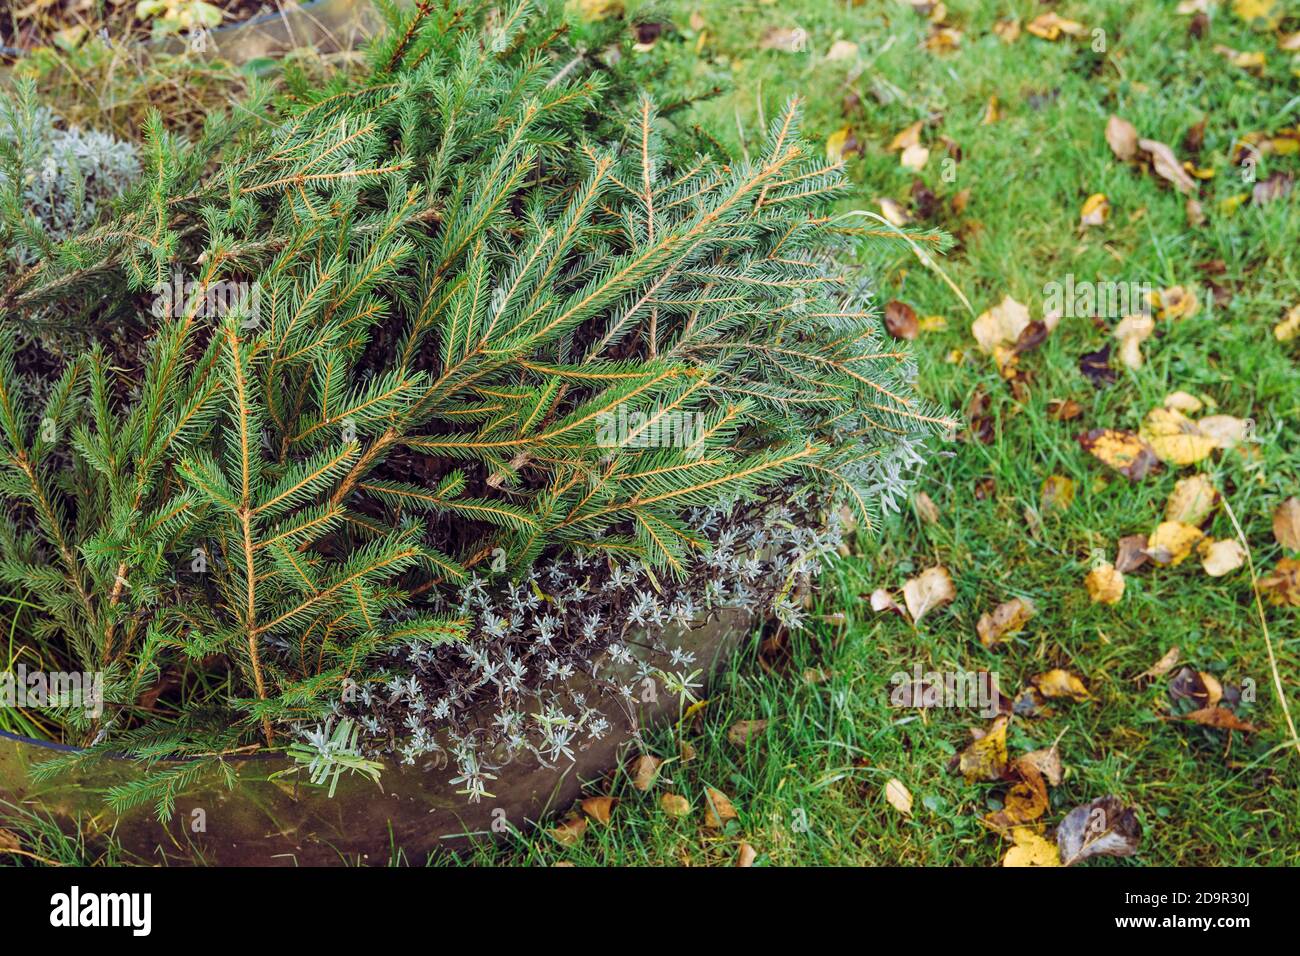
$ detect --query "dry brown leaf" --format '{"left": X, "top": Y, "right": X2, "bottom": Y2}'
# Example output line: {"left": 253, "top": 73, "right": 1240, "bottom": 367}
{"left": 1048, "top": 398, "right": 1084, "bottom": 421}
{"left": 1140, "top": 407, "right": 1218, "bottom": 465}
{"left": 870, "top": 587, "right": 907, "bottom": 617}
{"left": 1106, "top": 116, "right": 1140, "bottom": 162}
{"left": 1180, "top": 706, "right": 1259, "bottom": 733}
{"left": 631, "top": 754, "right": 663, "bottom": 791}
{"left": 1027, "top": 12, "right": 1087, "bottom": 40}
{"left": 1078, "top": 429, "right": 1162, "bottom": 480}
{"left": 0, "top": 829, "right": 19, "bottom": 853}
{"left": 972, "top": 295, "right": 1031, "bottom": 354}
{"left": 1152, "top": 285, "right": 1200, "bottom": 320}
{"left": 955, "top": 715, "right": 1009, "bottom": 782}
{"left": 581, "top": 796, "right": 616, "bottom": 825}
{"left": 549, "top": 815, "right": 588, "bottom": 846}
{"left": 1115, "top": 534, "right": 1150, "bottom": 573}
{"left": 660, "top": 793, "right": 691, "bottom": 817}
{"left": 885, "top": 299, "right": 919, "bottom": 339}
{"left": 1003, "top": 826, "right": 1061, "bottom": 866}
{"left": 1147, "top": 521, "right": 1205, "bottom": 566}
{"left": 1040, "top": 475, "right": 1076, "bottom": 513}
{"left": 884, "top": 778, "right": 913, "bottom": 816}
{"left": 993, "top": 18, "right": 1021, "bottom": 43}
{"left": 1195, "top": 415, "right": 1252, "bottom": 450}
{"left": 1261, "top": 558, "right": 1300, "bottom": 605}
{"left": 1272, "top": 497, "right": 1300, "bottom": 550}
{"left": 977, "top": 597, "right": 1037, "bottom": 647}
{"left": 1139, "top": 138, "right": 1198, "bottom": 195}
{"left": 1136, "top": 646, "right": 1180, "bottom": 682}
{"left": 1018, "top": 746, "right": 1064, "bottom": 786}
{"left": 914, "top": 491, "right": 941, "bottom": 524}
{"left": 760, "top": 26, "right": 809, "bottom": 52}
{"left": 1032, "top": 669, "right": 1090, "bottom": 702}
{"left": 1275, "top": 304, "right": 1300, "bottom": 342}
{"left": 1080, "top": 192, "right": 1110, "bottom": 227}
{"left": 727, "top": 719, "right": 770, "bottom": 746}
{"left": 986, "top": 760, "right": 1049, "bottom": 830}
{"left": 735, "top": 842, "right": 758, "bottom": 867}
{"left": 1165, "top": 474, "right": 1219, "bottom": 525}
{"left": 703, "top": 786, "right": 738, "bottom": 828}
{"left": 1113, "top": 313, "right": 1154, "bottom": 369}
{"left": 900, "top": 143, "right": 930, "bottom": 172}
{"left": 1057, "top": 797, "right": 1140, "bottom": 866}
{"left": 1199, "top": 538, "right": 1246, "bottom": 577}
{"left": 1085, "top": 563, "right": 1125, "bottom": 604}
{"left": 887, "top": 120, "right": 924, "bottom": 152}
{"left": 902, "top": 565, "right": 957, "bottom": 624}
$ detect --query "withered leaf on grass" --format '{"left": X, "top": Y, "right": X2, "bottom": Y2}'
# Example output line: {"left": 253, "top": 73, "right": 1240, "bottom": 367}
{"left": 1199, "top": 538, "right": 1246, "bottom": 577}
{"left": 1027, "top": 12, "right": 1087, "bottom": 40}
{"left": 1085, "top": 563, "right": 1125, "bottom": 604}
{"left": 1146, "top": 521, "right": 1204, "bottom": 566}
{"left": 1140, "top": 408, "right": 1219, "bottom": 465}
{"left": 1273, "top": 497, "right": 1300, "bottom": 550}
{"left": 736, "top": 842, "right": 758, "bottom": 867}
{"left": 1048, "top": 398, "right": 1084, "bottom": 421}
{"left": 972, "top": 296, "right": 1031, "bottom": 354}
{"left": 1003, "top": 826, "right": 1061, "bottom": 867}
{"left": 1114, "top": 313, "right": 1154, "bottom": 369}
{"left": 631, "top": 754, "right": 663, "bottom": 791}
{"left": 1115, "top": 534, "right": 1150, "bottom": 573}
{"left": 727, "top": 719, "right": 770, "bottom": 746}
{"left": 703, "top": 786, "right": 739, "bottom": 828}
{"left": 1165, "top": 474, "right": 1219, "bottom": 525}
{"left": 1135, "top": 646, "right": 1180, "bottom": 683}
{"left": 1080, "top": 192, "right": 1110, "bottom": 227}
{"left": 977, "top": 597, "right": 1037, "bottom": 647}
{"left": 1031, "top": 669, "right": 1090, "bottom": 702}
{"left": 1040, "top": 475, "right": 1075, "bottom": 513}
{"left": 1168, "top": 666, "right": 1221, "bottom": 707}
{"left": 884, "top": 778, "right": 913, "bottom": 816}
{"left": 550, "top": 815, "right": 588, "bottom": 846}
{"left": 760, "top": 26, "right": 809, "bottom": 53}
{"left": 1106, "top": 115, "right": 1140, "bottom": 162}
{"left": 985, "top": 758, "right": 1049, "bottom": 830}
{"left": 902, "top": 565, "right": 957, "bottom": 624}
{"left": 1019, "top": 745, "right": 1064, "bottom": 786}
{"left": 954, "top": 715, "right": 1009, "bottom": 782}
{"left": 1057, "top": 797, "right": 1141, "bottom": 866}
{"left": 1261, "top": 559, "right": 1300, "bottom": 606}
{"left": 660, "top": 793, "right": 690, "bottom": 816}
{"left": 581, "top": 796, "right": 616, "bottom": 825}
{"left": 1079, "top": 429, "right": 1162, "bottom": 480}
{"left": 1079, "top": 345, "right": 1118, "bottom": 388}
{"left": 1139, "top": 138, "right": 1198, "bottom": 195}
{"left": 1178, "top": 706, "right": 1258, "bottom": 733}
{"left": 885, "top": 300, "right": 919, "bottom": 339}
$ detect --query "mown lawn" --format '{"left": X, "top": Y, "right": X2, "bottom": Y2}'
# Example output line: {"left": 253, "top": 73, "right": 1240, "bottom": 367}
{"left": 457, "top": 0, "right": 1300, "bottom": 866}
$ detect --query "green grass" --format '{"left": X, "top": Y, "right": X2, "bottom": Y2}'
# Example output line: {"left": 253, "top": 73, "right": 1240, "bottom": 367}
{"left": 449, "top": 0, "right": 1300, "bottom": 866}
{"left": 4, "top": 0, "right": 1297, "bottom": 868}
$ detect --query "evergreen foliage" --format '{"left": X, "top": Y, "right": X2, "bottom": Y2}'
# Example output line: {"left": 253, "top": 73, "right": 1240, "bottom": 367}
{"left": 0, "top": 0, "right": 947, "bottom": 802}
